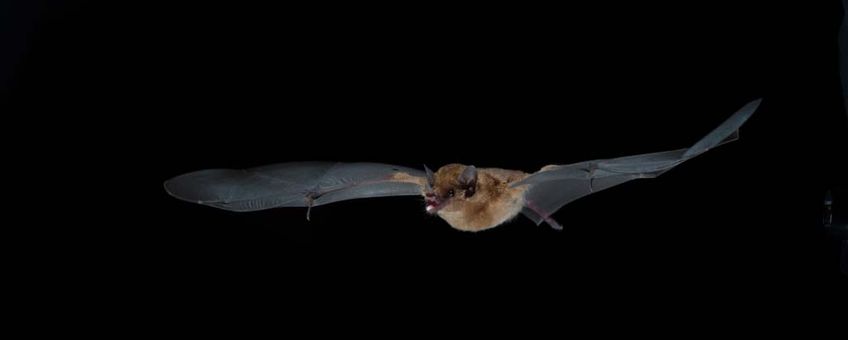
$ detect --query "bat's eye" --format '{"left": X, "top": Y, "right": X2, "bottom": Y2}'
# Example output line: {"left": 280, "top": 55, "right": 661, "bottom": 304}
{"left": 447, "top": 189, "right": 455, "bottom": 197}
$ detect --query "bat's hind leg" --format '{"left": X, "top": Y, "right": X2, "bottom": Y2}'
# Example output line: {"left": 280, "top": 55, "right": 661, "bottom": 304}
{"left": 304, "top": 192, "right": 318, "bottom": 221}
{"left": 543, "top": 216, "right": 563, "bottom": 230}
{"left": 521, "top": 205, "right": 563, "bottom": 230}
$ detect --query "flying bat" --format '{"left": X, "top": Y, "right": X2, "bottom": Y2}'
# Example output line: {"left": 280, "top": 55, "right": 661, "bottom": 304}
{"left": 165, "top": 99, "right": 761, "bottom": 232}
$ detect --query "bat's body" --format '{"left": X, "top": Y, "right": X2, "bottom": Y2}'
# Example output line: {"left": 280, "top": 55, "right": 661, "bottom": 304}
{"left": 428, "top": 165, "right": 529, "bottom": 231}
{"left": 165, "top": 99, "right": 762, "bottom": 232}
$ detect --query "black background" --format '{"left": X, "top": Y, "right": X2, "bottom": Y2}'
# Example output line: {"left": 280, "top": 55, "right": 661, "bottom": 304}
{"left": 6, "top": 1, "right": 846, "bottom": 317}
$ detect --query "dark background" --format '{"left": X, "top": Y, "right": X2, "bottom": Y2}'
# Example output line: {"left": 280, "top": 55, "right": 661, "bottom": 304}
{"left": 5, "top": 1, "right": 846, "bottom": 315}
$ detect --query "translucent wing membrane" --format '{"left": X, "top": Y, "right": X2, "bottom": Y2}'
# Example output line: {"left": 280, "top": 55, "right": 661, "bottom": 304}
{"left": 164, "top": 162, "right": 425, "bottom": 212}
{"left": 516, "top": 99, "right": 761, "bottom": 228}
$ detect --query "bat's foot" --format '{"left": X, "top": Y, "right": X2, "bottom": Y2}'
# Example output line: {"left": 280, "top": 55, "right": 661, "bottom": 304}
{"left": 521, "top": 205, "right": 563, "bottom": 230}
{"left": 544, "top": 216, "right": 563, "bottom": 230}
{"left": 304, "top": 193, "right": 317, "bottom": 221}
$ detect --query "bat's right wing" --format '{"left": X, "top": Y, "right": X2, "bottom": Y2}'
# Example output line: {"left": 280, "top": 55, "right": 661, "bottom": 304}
{"left": 164, "top": 162, "right": 426, "bottom": 216}
{"left": 514, "top": 99, "right": 762, "bottom": 229}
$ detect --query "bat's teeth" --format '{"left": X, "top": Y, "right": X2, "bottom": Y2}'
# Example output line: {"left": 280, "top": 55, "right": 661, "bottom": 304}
{"left": 426, "top": 205, "right": 436, "bottom": 213}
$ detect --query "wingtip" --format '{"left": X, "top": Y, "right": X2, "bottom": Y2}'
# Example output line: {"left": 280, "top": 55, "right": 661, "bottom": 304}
{"left": 747, "top": 98, "right": 763, "bottom": 111}
{"left": 682, "top": 98, "right": 762, "bottom": 158}
{"left": 163, "top": 177, "right": 204, "bottom": 205}
{"left": 163, "top": 178, "right": 178, "bottom": 198}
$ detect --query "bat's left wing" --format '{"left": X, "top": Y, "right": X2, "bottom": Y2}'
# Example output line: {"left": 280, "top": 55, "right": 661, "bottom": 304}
{"left": 514, "top": 99, "right": 762, "bottom": 229}
{"left": 164, "top": 162, "right": 426, "bottom": 216}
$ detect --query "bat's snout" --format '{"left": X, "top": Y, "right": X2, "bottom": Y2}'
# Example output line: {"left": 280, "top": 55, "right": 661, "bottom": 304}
{"left": 425, "top": 192, "right": 442, "bottom": 214}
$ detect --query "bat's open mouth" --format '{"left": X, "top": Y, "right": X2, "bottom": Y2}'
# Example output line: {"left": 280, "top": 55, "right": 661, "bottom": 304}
{"left": 425, "top": 193, "right": 442, "bottom": 214}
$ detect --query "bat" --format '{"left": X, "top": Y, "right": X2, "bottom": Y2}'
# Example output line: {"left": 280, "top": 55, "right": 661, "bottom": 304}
{"left": 165, "top": 99, "right": 762, "bottom": 232}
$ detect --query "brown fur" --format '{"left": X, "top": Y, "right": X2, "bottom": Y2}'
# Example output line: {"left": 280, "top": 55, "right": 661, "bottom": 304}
{"left": 430, "top": 164, "right": 529, "bottom": 232}
{"left": 389, "top": 172, "right": 427, "bottom": 190}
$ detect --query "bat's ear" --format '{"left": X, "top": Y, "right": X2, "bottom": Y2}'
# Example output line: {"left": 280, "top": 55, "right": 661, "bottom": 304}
{"left": 458, "top": 165, "right": 477, "bottom": 187}
{"left": 424, "top": 164, "right": 435, "bottom": 190}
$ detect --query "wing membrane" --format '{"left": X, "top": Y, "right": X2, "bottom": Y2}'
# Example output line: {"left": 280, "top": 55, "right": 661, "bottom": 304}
{"left": 516, "top": 99, "right": 761, "bottom": 227}
{"left": 165, "top": 162, "right": 425, "bottom": 212}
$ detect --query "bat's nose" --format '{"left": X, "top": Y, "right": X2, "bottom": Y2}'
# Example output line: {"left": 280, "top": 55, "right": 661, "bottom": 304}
{"left": 424, "top": 194, "right": 442, "bottom": 214}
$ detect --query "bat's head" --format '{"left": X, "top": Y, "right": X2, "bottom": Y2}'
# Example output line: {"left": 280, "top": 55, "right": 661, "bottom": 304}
{"left": 424, "top": 163, "right": 477, "bottom": 214}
